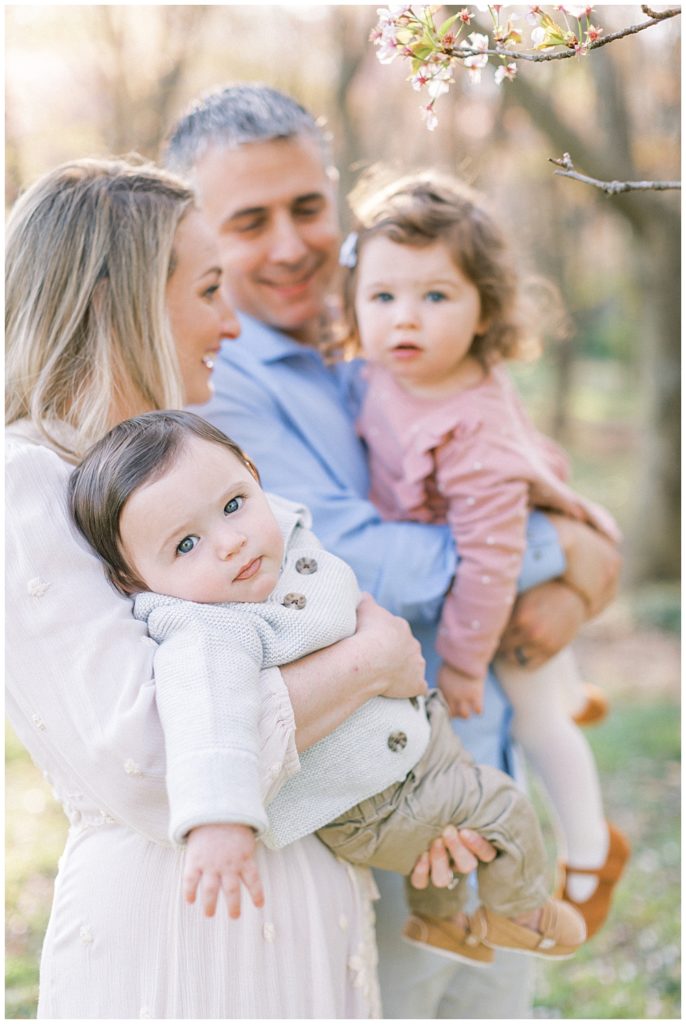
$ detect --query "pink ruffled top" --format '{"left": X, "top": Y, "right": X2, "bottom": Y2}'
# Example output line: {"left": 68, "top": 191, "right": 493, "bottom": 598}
{"left": 358, "top": 363, "right": 620, "bottom": 680}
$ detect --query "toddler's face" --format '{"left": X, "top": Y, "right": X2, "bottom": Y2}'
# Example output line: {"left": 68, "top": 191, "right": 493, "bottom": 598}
{"left": 119, "top": 436, "right": 284, "bottom": 604}
{"left": 354, "top": 236, "right": 486, "bottom": 392}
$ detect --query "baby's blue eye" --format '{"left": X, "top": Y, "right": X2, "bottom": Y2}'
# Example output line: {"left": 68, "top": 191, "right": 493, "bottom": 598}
{"left": 426, "top": 290, "right": 447, "bottom": 302}
{"left": 224, "top": 496, "right": 244, "bottom": 515}
{"left": 177, "top": 535, "right": 199, "bottom": 555}
{"left": 373, "top": 291, "right": 394, "bottom": 303}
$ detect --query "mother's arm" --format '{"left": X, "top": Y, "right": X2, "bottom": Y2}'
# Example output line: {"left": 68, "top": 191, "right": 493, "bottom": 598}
{"left": 6, "top": 438, "right": 427, "bottom": 846}
{"left": 282, "top": 594, "right": 428, "bottom": 752}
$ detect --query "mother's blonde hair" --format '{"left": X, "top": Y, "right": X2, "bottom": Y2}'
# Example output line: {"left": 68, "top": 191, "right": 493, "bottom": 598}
{"left": 5, "top": 157, "right": 195, "bottom": 460}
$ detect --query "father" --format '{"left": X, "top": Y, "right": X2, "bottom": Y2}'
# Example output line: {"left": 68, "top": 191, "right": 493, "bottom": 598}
{"left": 164, "top": 84, "right": 619, "bottom": 1018}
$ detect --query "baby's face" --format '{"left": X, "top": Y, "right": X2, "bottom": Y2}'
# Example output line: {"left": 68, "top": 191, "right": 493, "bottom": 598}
{"left": 119, "top": 436, "right": 284, "bottom": 604}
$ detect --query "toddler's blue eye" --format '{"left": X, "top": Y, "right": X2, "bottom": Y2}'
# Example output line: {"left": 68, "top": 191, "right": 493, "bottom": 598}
{"left": 426, "top": 290, "right": 447, "bottom": 302}
{"left": 224, "top": 496, "right": 244, "bottom": 515}
{"left": 177, "top": 535, "right": 199, "bottom": 555}
{"left": 373, "top": 291, "right": 394, "bottom": 303}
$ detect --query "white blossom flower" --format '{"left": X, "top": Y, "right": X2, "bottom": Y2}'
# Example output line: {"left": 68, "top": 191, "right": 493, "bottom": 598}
{"left": 460, "top": 32, "right": 489, "bottom": 82}
{"left": 426, "top": 64, "right": 452, "bottom": 99}
{"left": 556, "top": 4, "right": 588, "bottom": 15}
{"left": 375, "top": 35, "right": 400, "bottom": 63}
{"left": 411, "top": 69, "right": 430, "bottom": 90}
{"left": 530, "top": 25, "right": 547, "bottom": 46}
{"left": 494, "top": 61, "right": 517, "bottom": 84}
{"left": 466, "top": 31, "right": 489, "bottom": 52}
{"left": 420, "top": 103, "right": 439, "bottom": 131}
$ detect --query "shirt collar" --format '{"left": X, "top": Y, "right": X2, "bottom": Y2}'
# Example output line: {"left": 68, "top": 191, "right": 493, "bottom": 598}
{"left": 234, "top": 313, "right": 325, "bottom": 366}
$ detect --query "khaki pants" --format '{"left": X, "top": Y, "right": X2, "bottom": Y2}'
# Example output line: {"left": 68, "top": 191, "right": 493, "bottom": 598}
{"left": 317, "top": 692, "right": 549, "bottom": 918}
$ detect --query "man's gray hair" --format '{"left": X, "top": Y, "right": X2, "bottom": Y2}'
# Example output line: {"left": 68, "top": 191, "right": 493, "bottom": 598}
{"left": 164, "top": 83, "right": 334, "bottom": 176}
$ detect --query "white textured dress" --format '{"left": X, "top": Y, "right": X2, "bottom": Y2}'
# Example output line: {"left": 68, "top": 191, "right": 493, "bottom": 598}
{"left": 5, "top": 421, "right": 380, "bottom": 1020}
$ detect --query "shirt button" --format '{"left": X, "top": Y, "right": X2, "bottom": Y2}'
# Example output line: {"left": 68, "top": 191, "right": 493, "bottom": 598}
{"left": 295, "top": 557, "right": 318, "bottom": 575}
{"left": 282, "top": 592, "right": 307, "bottom": 610}
{"left": 387, "top": 730, "right": 408, "bottom": 752}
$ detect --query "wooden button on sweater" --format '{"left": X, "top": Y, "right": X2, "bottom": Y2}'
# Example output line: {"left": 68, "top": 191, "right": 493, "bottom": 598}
{"left": 387, "top": 731, "right": 408, "bottom": 752}
{"left": 295, "top": 557, "right": 318, "bottom": 575}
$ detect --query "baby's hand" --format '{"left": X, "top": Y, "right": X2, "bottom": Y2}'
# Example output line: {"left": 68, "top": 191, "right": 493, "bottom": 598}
{"left": 183, "top": 823, "right": 264, "bottom": 919}
{"left": 438, "top": 662, "right": 484, "bottom": 719}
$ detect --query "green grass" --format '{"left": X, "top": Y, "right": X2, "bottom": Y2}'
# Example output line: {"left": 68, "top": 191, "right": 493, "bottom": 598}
{"left": 5, "top": 726, "right": 68, "bottom": 1020}
{"left": 530, "top": 701, "right": 681, "bottom": 1019}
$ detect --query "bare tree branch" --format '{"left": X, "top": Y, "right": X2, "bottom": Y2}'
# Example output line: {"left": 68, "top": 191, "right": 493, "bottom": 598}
{"left": 549, "top": 153, "right": 681, "bottom": 194}
{"left": 445, "top": 6, "right": 680, "bottom": 64}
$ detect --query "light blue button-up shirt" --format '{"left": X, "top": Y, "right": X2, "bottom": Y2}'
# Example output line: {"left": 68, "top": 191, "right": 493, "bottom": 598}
{"left": 197, "top": 313, "right": 565, "bottom": 773}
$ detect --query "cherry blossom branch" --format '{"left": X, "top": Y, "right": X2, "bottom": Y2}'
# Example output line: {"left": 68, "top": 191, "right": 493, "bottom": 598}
{"left": 549, "top": 153, "right": 681, "bottom": 194}
{"left": 446, "top": 7, "right": 681, "bottom": 64}
{"left": 371, "top": 5, "right": 681, "bottom": 132}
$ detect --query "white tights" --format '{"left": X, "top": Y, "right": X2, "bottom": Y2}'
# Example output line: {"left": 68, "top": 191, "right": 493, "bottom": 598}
{"left": 495, "top": 647, "right": 609, "bottom": 901}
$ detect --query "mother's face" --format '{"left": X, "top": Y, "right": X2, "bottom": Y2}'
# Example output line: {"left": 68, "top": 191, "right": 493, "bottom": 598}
{"left": 166, "top": 209, "right": 239, "bottom": 406}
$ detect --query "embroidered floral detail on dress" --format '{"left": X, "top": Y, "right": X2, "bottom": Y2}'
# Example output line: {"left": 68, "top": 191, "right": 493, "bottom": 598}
{"left": 31, "top": 714, "right": 46, "bottom": 731}
{"left": 348, "top": 953, "right": 364, "bottom": 983}
{"left": 124, "top": 759, "right": 142, "bottom": 776}
{"left": 262, "top": 922, "right": 276, "bottom": 943}
{"left": 79, "top": 925, "right": 93, "bottom": 944}
{"left": 339, "top": 913, "right": 349, "bottom": 931}
{"left": 139, "top": 1007, "right": 152, "bottom": 1019}
{"left": 344, "top": 864, "right": 382, "bottom": 1018}
{"left": 27, "top": 577, "right": 51, "bottom": 597}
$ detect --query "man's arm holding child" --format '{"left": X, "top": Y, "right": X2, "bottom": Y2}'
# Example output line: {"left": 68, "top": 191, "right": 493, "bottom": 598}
{"left": 499, "top": 515, "right": 622, "bottom": 668}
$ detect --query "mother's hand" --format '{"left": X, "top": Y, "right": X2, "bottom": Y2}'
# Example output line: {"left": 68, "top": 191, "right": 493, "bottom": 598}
{"left": 355, "top": 593, "right": 428, "bottom": 701}
{"left": 410, "top": 826, "right": 496, "bottom": 890}
{"left": 281, "top": 594, "right": 426, "bottom": 753}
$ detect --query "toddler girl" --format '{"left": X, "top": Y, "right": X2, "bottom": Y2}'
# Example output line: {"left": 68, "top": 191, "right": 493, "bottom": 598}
{"left": 344, "top": 172, "right": 630, "bottom": 939}
{"left": 69, "top": 409, "right": 586, "bottom": 965}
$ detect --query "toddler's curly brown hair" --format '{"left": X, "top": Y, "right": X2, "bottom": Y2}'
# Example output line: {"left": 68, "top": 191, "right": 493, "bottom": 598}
{"left": 342, "top": 170, "right": 557, "bottom": 368}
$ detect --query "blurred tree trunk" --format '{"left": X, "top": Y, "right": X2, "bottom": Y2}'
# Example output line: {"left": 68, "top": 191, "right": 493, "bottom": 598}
{"left": 510, "top": 55, "right": 680, "bottom": 583}
{"left": 94, "top": 6, "right": 211, "bottom": 157}
{"left": 327, "top": 7, "right": 369, "bottom": 205}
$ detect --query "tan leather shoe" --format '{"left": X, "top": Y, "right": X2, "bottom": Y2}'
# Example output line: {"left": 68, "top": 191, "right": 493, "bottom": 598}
{"left": 403, "top": 913, "right": 494, "bottom": 966}
{"left": 469, "top": 898, "right": 587, "bottom": 960}
{"left": 558, "top": 822, "right": 631, "bottom": 938}
{"left": 572, "top": 682, "right": 609, "bottom": 726}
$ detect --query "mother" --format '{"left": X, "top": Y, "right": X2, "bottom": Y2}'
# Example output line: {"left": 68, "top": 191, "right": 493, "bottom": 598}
{"left": 5, "top": 158, "right": 473, "bottom": 1018}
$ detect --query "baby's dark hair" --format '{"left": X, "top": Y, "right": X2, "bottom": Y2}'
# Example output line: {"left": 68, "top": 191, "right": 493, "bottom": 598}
{"left": 343, "top": 170, "right": 545, "bottom": 368}
{"left": 69, "top": 410, "right": 260, "bottom": 595}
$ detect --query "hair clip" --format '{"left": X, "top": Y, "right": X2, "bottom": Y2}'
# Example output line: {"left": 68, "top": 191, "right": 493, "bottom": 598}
{"left": 339, "top": 232, "right": 358, "bottom": 269}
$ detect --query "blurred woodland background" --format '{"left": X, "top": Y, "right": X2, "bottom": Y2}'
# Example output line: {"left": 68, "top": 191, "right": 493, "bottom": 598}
{"left": 5, "top": 4, "right": 680, "bottom": 1018}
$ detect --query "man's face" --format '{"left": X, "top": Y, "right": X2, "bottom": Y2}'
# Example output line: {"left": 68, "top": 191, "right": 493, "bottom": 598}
{"left": 193, "top": 135, "right": 340, "bottom": 345}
